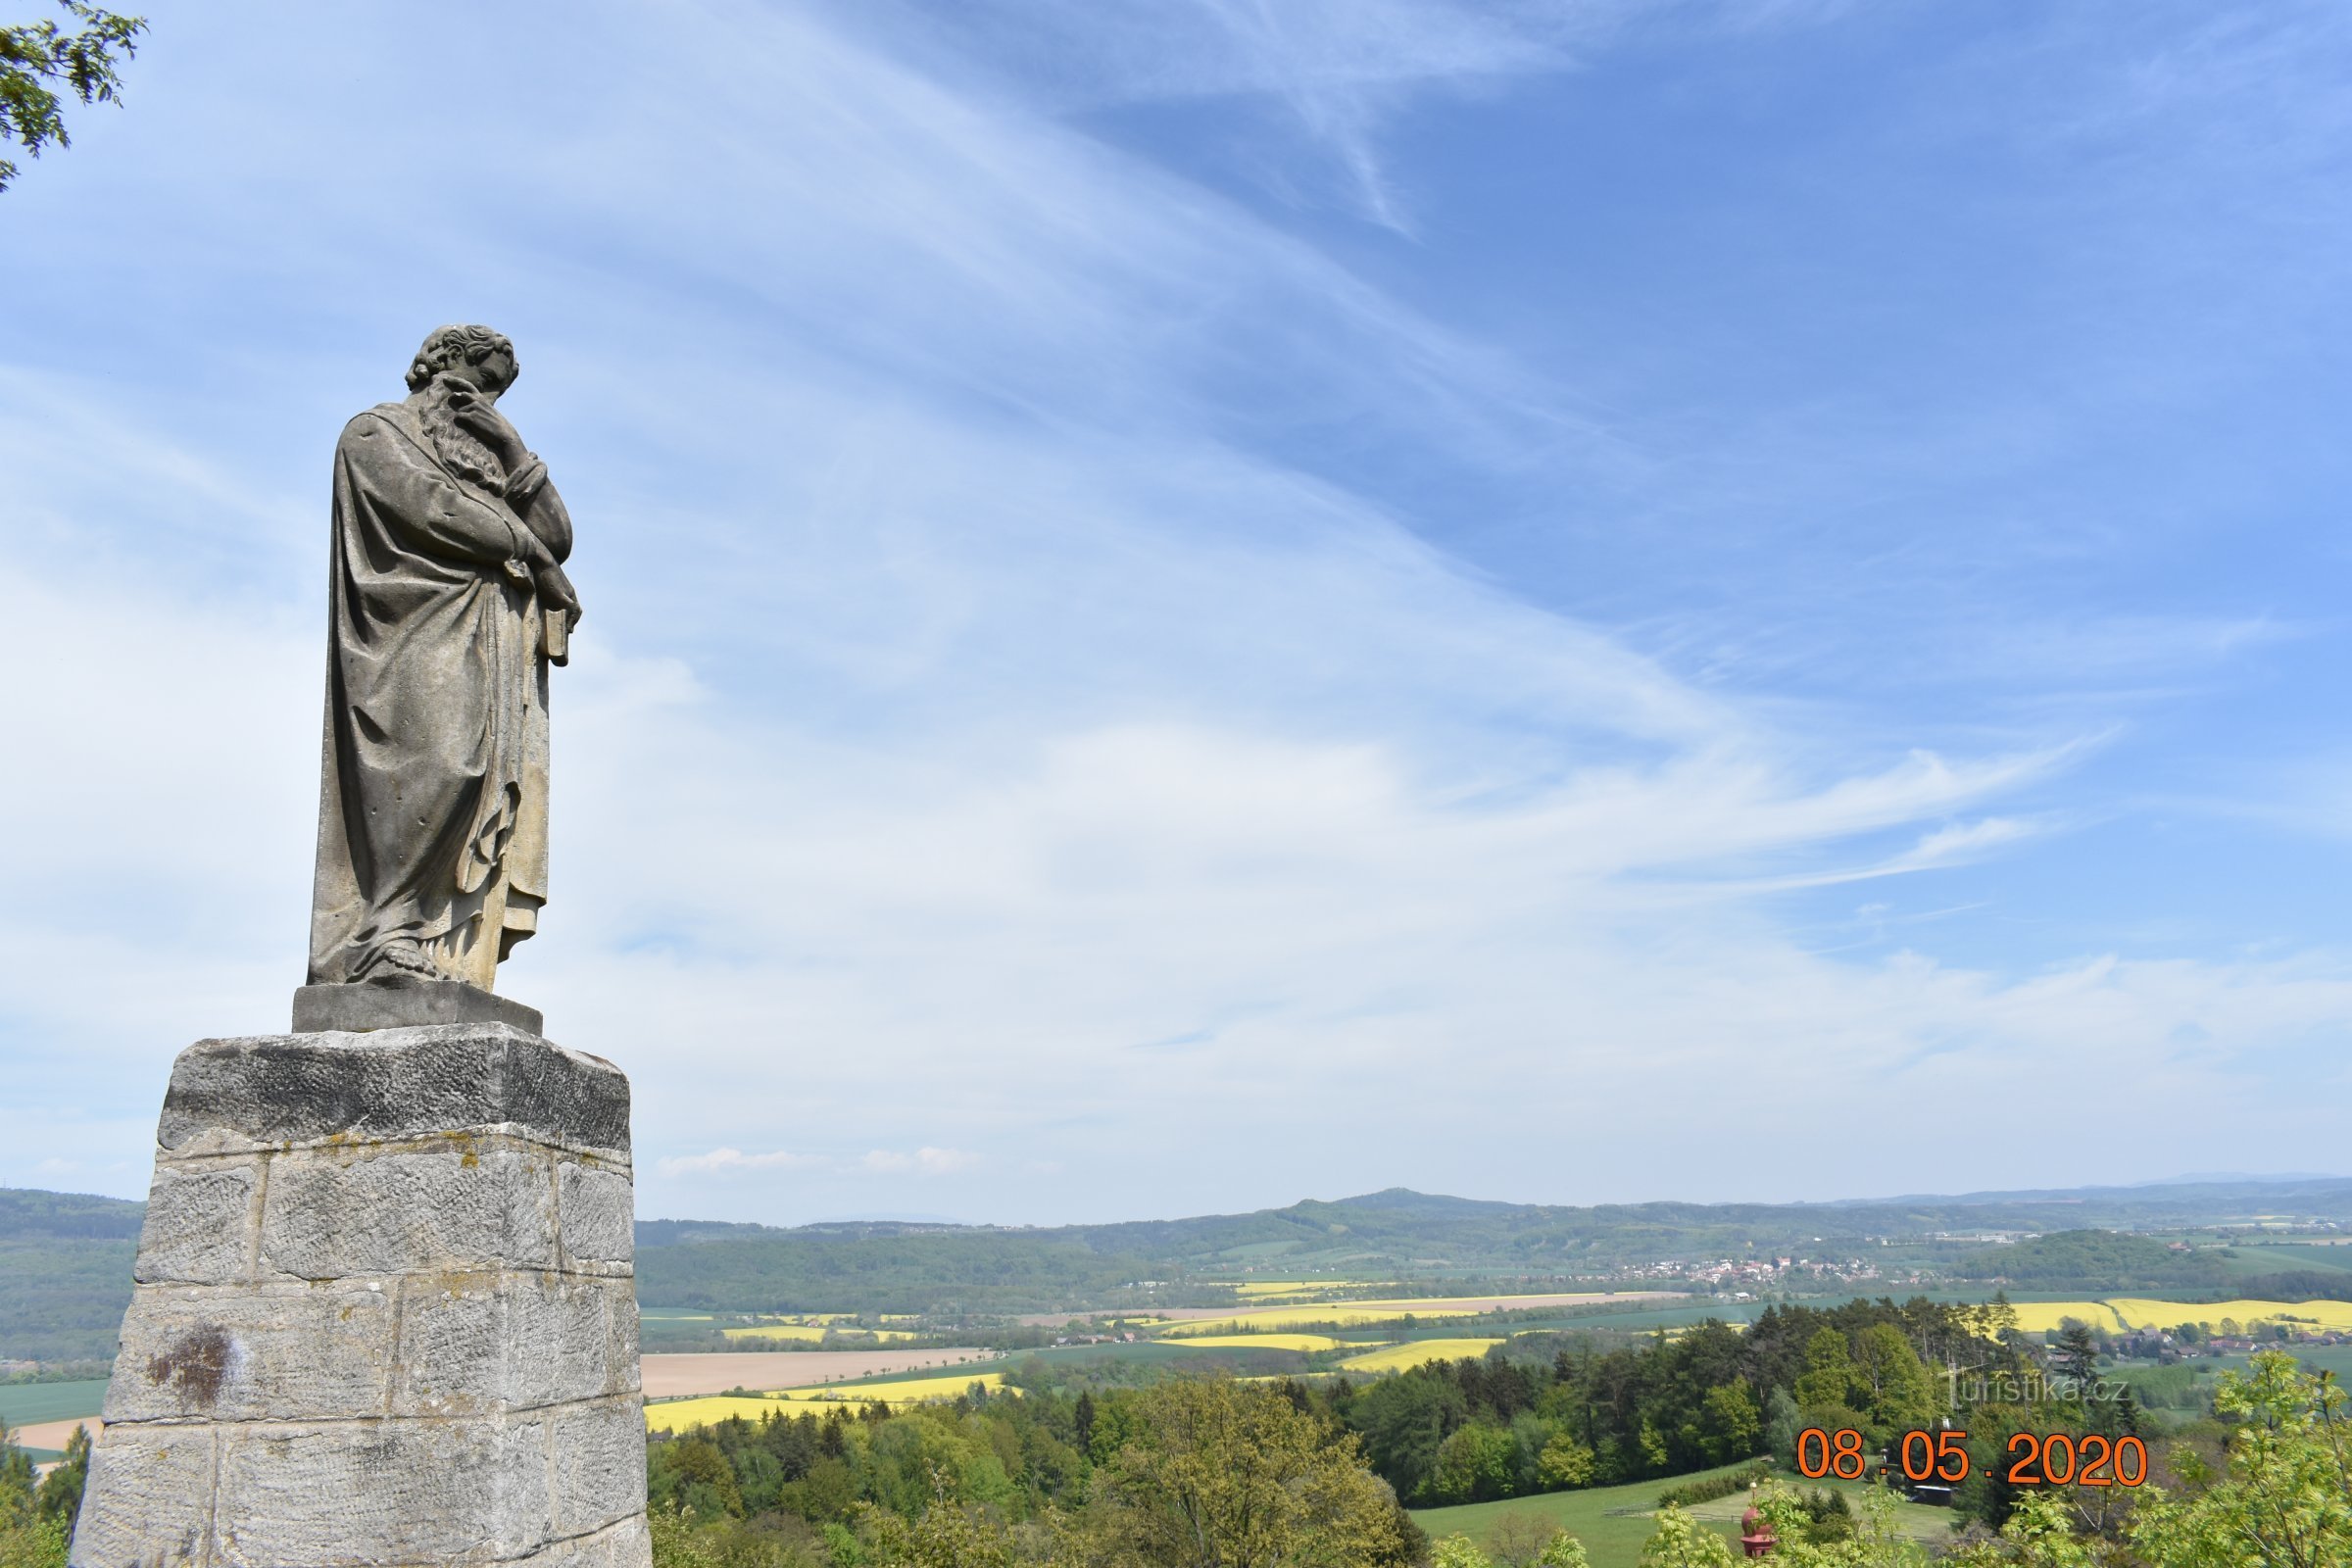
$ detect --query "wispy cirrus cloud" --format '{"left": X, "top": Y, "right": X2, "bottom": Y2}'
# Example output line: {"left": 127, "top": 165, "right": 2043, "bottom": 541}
{"left": 3, "top": 0, "right": 2349, "bottom": 1227}
{"left": 885, "top": 0, "right": 1572, "bottom": 229}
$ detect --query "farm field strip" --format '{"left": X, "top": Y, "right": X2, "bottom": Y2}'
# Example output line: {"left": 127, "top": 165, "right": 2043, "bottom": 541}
{"left": 1345, "top": 1294, "right": 1678, "bottom": 1312}
{"left": 718, "top": 1324, "right": 920, "bottom": 1343}
{"left": 1339, "top": 1338, "right": 1504, "bottom": 1372}
{"left": 1163, "top": 1306, "right": 1485, "bottom": 1336}
{"left": 770, "top": 1370, "right": 1008, "bottom": 1402}
{"left": 1159, "top": 1292, "right": 1676, "bottom": 1339}
{"left": 1159, "top": 1333, "right": 1356, "bottom": 1352}
{"left": 1959, "top": 1297, "right": 2352, "bottom": 1335}
{"left": 2104, "top": 1298, "right": 2352, "bottom": 1333}
{"left": 0, "top": 1380, "right": 108, "bottom": 1428}
{"left": 1230, "top": 1281, "right": 1376, "bottom": 1298}
{"left": 3, "top": 1417, "right": 99, "bottom": 1456}
{"left": 645, "top": 1372, "right": 1010, "bottom": 1432}
{"left": 640, "top": 1350, "right": 993, "bottom": 1397}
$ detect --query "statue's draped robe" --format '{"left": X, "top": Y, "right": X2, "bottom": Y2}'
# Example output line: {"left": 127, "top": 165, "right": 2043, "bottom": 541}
{"left": 309, "top": 400, "right": 551, "bottom": 989}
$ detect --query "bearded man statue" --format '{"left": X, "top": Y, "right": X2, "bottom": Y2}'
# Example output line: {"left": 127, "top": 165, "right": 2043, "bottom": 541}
{"left": 306, "top": 325, "right": 583, "bottom": 1004}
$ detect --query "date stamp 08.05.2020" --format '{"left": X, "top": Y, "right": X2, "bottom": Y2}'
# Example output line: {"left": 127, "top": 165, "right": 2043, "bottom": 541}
{"left": 1797, "top": 1426, "right": 2150, "bottom": 1488}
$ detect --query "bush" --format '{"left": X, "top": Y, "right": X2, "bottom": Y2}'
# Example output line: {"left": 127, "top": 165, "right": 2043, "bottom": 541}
{"left": 1654, "top": 1457, "right": 1772, "bottom": 1509}
{"left": 0, "top": 1514, "right": 68, "bottom": 1568}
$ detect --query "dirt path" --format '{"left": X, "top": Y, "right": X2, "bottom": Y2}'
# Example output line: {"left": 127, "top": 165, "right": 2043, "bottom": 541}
{"left": 641, "top": 1349, "right": 995, "bottom": 1398}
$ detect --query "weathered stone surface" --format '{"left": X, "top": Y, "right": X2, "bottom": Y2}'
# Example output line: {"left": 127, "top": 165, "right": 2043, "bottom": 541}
{"left": 528, "top": 1515, "right": 650, "bottom": 1568}
{"left": 106, "top": 1283, "right": 396, "bottom": 1423}
{"left": 395, "top": 1273, "right": 630, "bottom": 1415}
{"left": 214, "top": 1418, "right": 550, "bottom": 1565}
{"left": 134, "top": 1162, "right": 260, "bottom": 1285}
{"left": 608, "top": 1289, "right": 641, "bottom": 1396}
{"left": 78, "top": 1024, "right": 651, "bottom": 1568}
{"left": 160, "top": 1023, "right": 629, "bottom": 1158}
{"left": 72, "top": 1426, "right": 216, "bottom": 1568}
{"left": 548, "top": 1399, "right": 648, "bottom": 1540}
{"left": 558, "top": 1162, "right": 634, "bottom": 1268}
{"left": 261, "top": 1141, "right": 560, "bottom": 1279}
{"left": 294, "top": 977, "right": 544, "bottom": 1036}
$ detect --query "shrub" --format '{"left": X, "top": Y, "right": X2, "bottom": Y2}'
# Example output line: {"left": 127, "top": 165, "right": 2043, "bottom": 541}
{"left": 1654, "top": 1457, "right": 1772, "bottom": 1509}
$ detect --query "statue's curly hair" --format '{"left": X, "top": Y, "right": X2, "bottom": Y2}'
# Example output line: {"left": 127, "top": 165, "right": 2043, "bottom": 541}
{"left": 405, "top": 324, "right": 516, "bottom": 393}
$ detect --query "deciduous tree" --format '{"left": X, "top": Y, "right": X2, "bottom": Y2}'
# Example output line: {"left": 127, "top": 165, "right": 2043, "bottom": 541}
{"left": 2128, "top": 1350, "right": 2352, "bottom": 1568}
{"left": 0, "top": 1, "right": 144, "bottom": 189}
{"left": 1089, "top": 1379, "right": 1419, "bottom": 1567}
{"left": 1636, "top": 1504, "right": 1738, "bottom": 1568}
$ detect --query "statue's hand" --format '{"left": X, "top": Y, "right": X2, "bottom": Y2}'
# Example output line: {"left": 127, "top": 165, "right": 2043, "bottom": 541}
{"left": 438, "top": 372, "right": 529, "bottom": 465}
{"left": 535, "top": 561, "right": 583, "bottom": 627}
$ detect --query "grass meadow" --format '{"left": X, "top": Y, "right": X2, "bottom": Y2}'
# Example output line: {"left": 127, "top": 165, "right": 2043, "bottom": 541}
{"left": 1412, "top": 1464, "right": 1957, "bottom": 1568}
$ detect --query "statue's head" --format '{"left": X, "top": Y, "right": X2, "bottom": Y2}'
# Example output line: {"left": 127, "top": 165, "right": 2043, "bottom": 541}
{"left": 406, "top": 324, "right": 517, "bottom": 399}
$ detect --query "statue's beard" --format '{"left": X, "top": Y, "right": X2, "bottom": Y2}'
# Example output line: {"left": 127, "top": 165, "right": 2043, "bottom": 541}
{"left": 418, "top": 389, "right": 507, "bottom": 494}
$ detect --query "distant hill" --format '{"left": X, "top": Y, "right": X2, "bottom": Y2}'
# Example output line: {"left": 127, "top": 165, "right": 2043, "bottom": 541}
{"left": 1956, "top": 1229, "right": 2228, "bottom": 1290}
{"left": 0, "top": 1189, "right": 145, "bottom": 1362}
{"left": 631, "top": 1177, "right": 2352, "bottom": 1315}
{"left": 8, "top": 1176, "right": 2350, "bottom": 1357}
{"left": 1956, "top": 1226, "right": 2352, "bottom": 1296}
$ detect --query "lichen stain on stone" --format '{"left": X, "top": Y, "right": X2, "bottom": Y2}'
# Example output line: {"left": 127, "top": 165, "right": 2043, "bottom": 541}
{"left": 146, "top": 1324, "right": 233, "bottom": 1407}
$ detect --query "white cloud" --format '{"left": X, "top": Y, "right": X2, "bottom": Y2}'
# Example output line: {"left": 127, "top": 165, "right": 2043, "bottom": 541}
{"left": 656, "top": 1148, "right": 830, "bottom": 1179}
{"left": 861, "top": 1149, "right": 980, "bottom": 1176}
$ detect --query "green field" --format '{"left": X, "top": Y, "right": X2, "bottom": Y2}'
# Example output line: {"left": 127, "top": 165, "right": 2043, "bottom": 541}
{"left": 1503, "top": 1302, "right": 1774, "bottom": 1335}
{"left": 1411, "top": 1464, "right": 1756, "bottom": 1564}
{"left": 2217, "top": 1243, "right": 2352, "bottom": 1277}
{"left": 1412, "top": 1466, "right": 1956, "bottom": 1568}
{"left": 1014, "top": 1342, "right": 1262, "bottom": 1372}
{"left": 0, "top": 1379, "right": 107, "bottom": 1431}
{"left": 2295, "top": 1344, "right": 2352, "bottom": 1380}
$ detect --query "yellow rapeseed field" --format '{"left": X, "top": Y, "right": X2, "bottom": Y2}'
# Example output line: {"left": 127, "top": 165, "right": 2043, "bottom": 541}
{"left": 772, "top": 1371, "right": 1008, "bottom": 1403}
{"left": 1984, "top": 1302, "right": 2131, "bottom": 1334}
{"left": 644, "top": 1372, "right": 1010, "bottom": 1432}
{"left": 1162, "top": 1302, "right": 1486, "bottom": 1338}
{"left": 2106, "top": 1298, "right": 2352, "bottom": 1333}
{"left": 1158, "top": 1292, "right": 1645, "bottom": 1339}
{"left": 1338, "top": 1339, "right": 1503, "bottom": 1372}
{"left": 648, "top": 1396, "right": 806, "bottom": 1432}
{"left": 1233, "top": 1281, "right": 1373, "bottom": 1298}
{"left": 1948, "top": 1298, "right": 2352, "bottom": 1336}
{"left": 1160, "top": 1334, "right": 1355, "bottom": 1352}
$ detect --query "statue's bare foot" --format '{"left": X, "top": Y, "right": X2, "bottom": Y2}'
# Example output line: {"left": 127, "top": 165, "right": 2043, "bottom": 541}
{"left": 358, "top": 940, "right": 441, "bottom": 983}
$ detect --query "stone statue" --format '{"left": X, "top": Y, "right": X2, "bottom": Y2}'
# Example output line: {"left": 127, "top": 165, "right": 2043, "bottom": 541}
{"left": 305, "top": 325, "right": 582, "bottom": 1011}
{"left": 73, "top": 327, "right": 650, "bottom": 1568}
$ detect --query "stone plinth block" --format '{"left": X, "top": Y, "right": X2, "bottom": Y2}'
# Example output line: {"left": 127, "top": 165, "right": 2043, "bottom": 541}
{"left": 293, "top": 979, "right": 545, "bottom": 1037}
{"left": 74, "top": 1023, "right": 651, "bottom": 1568}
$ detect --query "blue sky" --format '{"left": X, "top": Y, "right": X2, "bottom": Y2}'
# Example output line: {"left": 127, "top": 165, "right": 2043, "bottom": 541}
{"left": 3, "top": 0, "right": 2348, "bottom": 1224}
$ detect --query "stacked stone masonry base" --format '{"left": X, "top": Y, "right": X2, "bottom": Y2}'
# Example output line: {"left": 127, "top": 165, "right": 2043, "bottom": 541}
{"left": 73, "top": 1023, "right": 652, "bottom": 1568}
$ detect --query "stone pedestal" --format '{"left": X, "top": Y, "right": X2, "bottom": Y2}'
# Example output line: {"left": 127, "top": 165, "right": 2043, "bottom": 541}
{"left": 73, "top": 1024, "right": 652, "bottom": 1568}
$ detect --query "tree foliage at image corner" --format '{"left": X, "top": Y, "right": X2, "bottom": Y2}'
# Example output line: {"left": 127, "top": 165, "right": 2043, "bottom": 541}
{"left": 0, "top": 1, "right": 146, "bottom": 191}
